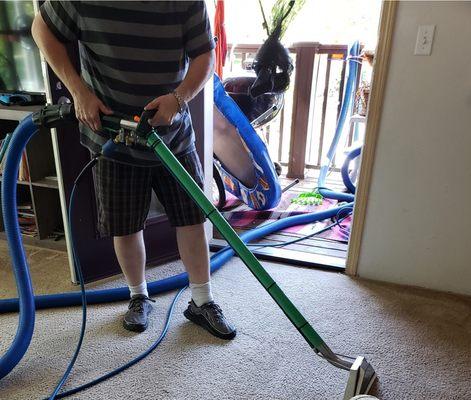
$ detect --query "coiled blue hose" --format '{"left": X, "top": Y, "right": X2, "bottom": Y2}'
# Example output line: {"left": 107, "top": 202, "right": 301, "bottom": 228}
{"left": 341, "top": 145, "right": 362, "bottom": 194}
{"left": 0, "top": 116, "right": 38, "bottom": 380}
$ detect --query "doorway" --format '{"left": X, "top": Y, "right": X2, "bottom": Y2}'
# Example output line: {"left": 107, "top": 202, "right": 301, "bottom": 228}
{"left": 209, "top": 1, "right": 396, "bottom": 273}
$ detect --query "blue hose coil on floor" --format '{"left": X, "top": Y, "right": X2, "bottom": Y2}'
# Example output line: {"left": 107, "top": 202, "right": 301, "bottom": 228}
{"left": 0, "top": 116, "right": 38, "bottom": 379}
{"left": 318, "top": 41, "right": 360, "bottom": 203}
{"left": 341, "top": 146, "right": 362, "bottom": 194}
{"left": 0, "top": 203, "right": 351, "bottom": 313}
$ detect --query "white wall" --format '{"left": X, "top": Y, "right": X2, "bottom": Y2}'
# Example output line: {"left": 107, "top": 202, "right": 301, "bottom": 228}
{"left": 357, "top": 1, "right": 471, "bottom": 296}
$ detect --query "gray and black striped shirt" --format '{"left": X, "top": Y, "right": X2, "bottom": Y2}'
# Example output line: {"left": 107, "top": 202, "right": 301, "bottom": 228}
{"left": 40, "top": 1, "right": 215, "bottom": 163}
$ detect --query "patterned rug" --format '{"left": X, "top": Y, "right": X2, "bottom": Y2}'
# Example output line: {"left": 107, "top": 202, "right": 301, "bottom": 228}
{"left": 221, "top": 191, "right": 351, "bottom": 242}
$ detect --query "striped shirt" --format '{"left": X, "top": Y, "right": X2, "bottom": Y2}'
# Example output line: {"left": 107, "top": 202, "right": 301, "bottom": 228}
{"left": 40, "top": 1, "right": 215, "bottom": 164}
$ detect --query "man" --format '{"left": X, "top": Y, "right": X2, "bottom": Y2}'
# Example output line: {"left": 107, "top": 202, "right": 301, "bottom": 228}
{"left": 32, "top": 1, "right": 236, "bottom": 339}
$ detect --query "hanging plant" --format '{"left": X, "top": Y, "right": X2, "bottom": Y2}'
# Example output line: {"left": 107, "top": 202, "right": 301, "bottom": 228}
{"left": 250, "top": 0, "right": 306, "bottom": 97}
{"left": 264, "top": 0, "right": 306, "bottom": 40}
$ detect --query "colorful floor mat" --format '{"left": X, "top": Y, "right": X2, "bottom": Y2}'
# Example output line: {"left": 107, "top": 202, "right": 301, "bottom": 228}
{"left": 221, "top": 191, "right": 351, "bottom": 243}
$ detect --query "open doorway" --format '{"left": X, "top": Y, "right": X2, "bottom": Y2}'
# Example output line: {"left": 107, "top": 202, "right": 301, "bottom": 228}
{"left": 209, "top": 0, "right": 383, "bottom": 270}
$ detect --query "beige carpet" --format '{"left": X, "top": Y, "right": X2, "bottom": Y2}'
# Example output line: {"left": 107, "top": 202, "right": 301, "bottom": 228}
{"left": 0, "top": 241, "right": 470, "bottom": 400}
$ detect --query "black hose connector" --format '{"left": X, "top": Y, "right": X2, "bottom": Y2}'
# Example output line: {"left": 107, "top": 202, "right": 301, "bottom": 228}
{"left": 32, "top": 104, "right": 77, "bottom": 128}
{"left": 135, "top": 109, "right": 156, "bottom": 138}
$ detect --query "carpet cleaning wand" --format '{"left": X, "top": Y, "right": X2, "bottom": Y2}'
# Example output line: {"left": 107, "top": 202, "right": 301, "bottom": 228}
{"left": 106, "top": 108, "right": 377, "bottom": 399}
{"left": 0, "top": 104, "right": 376, "bottom": 399}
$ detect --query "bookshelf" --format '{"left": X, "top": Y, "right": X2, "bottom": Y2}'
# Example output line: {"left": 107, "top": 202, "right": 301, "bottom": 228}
{"left": 0, "top": 104, "right": 66, "bottom": 251}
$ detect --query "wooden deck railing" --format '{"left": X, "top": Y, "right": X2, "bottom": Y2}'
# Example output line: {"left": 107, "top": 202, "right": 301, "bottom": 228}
{"left": 225, "top": 42, "right": 360, "bottom": 179}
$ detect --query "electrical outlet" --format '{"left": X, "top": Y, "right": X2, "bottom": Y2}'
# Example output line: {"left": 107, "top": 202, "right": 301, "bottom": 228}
{"left": 415, "top": 25, "right": 435, "bottom": 56}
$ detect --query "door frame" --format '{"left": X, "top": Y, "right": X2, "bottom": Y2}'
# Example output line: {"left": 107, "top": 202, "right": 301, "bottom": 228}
{"left": 346, "top": 1, "right": 398, "bottom": 275}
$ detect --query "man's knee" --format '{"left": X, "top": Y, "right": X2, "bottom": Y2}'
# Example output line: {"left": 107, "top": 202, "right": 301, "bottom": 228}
{"left": 113, "top": 230, "right": 144, "bottom": 245}
{"left": 176, "top": 223, "right": 205, "bottom": 235}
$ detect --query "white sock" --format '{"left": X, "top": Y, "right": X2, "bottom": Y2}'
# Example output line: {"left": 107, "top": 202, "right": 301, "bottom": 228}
{"left": 129, "top": 281, "right": 148, "bottom": 298}
{"left": 190, "top": 281, "right": 213, "bottom": 307}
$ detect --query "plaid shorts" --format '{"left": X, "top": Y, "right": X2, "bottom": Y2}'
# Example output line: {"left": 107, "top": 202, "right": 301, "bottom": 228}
{"left": 92, "top": 150, "right": 206, "bottom": 237}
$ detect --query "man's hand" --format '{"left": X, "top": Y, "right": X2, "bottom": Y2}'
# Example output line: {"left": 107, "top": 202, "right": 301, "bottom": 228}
{"left": 31, "top": 13, "right": 113, "bottom": 132}
{"left": 73, "top": 86, "right": 113, "bottom": 132}
{"left": 144, "top": 93, "right": 180, "bottom": 127}
{"left": 144, "top": 51, "right": 214, "bottom": 128}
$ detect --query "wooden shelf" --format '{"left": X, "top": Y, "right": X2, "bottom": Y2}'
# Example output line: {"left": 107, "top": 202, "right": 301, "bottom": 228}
{"left": 18, "top": 211, "right": 35, "bottom": 217}
{"left": 31, "top": 178, "right": 58, "bottom": 189}
{"left": 0, "top": 104, "right": 43, "bottom": 121}
{"left": 17, "top": 180, "right": 31, "bottom": 186}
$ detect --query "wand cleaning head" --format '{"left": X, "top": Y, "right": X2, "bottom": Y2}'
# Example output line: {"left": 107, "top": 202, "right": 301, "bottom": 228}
{"left": 343, "top": 357, "right": 377, "bottom": 399}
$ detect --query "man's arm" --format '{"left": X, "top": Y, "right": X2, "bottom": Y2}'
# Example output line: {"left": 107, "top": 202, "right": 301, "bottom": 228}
{"left": 177, "top": 50, "right": 215, "bottom": 104}
{"left": 145, "top": 50, "right": 215, "bottom": 127}
{"left": 31, "top": 13, "right": 111, "bottom": 131}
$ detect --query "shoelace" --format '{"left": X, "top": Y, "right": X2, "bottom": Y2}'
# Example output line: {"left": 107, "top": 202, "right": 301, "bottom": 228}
{"left": 129, "top": 296, "right": 155, "bottom": 313}
{"left": 202, "top": 302, "right": 225, "bottom": 321}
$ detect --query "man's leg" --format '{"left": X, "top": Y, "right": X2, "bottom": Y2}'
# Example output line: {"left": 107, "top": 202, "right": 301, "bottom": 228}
{"left": 176, "top": 223, "right": 236, "bottom": 340}
{"left": 153, "top": 151, "right": 236, "bottom": 339}
{"left": 92, "top": 156, "right": 154, "bottom": 333}
{"left": 114, "top": 231, "right": 154, "bottom": 332}
{"left": 176, "top": 223, "right": 213, "bottom": 306}
{"left": 114, "top": 231, "right": 147, "bottom": 297}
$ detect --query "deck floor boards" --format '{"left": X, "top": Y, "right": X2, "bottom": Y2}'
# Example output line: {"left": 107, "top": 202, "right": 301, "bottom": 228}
{"left": 214, "top": 170, "right": 349, "bottom": 263}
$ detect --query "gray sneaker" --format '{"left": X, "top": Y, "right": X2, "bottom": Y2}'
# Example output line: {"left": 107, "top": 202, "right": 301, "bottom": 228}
{"left": 183, "top": 300, "right": 236, "bottom": 340}
{"left": 123, "top": 295, "right": 155, "bottom": 332}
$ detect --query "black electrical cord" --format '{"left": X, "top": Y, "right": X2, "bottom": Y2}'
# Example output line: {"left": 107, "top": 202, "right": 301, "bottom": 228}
{"left": 247, "top": 213, "right": 351, "bottom": 250}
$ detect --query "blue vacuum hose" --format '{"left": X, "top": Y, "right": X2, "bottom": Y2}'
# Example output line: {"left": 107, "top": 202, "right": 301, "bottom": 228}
{"left": 341, "top": 145, "right": 362, "bottom": 194}
{"left": 0, "top": 116, "right": 38, "bottom": 380}
{"left": 0, "top": 203, "right": 351, "bottom": 313}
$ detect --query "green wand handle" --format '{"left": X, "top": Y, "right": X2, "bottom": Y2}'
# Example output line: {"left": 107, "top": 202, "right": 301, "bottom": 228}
{"left": 146, "top": 130, "right": 342, "bottom": 363}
